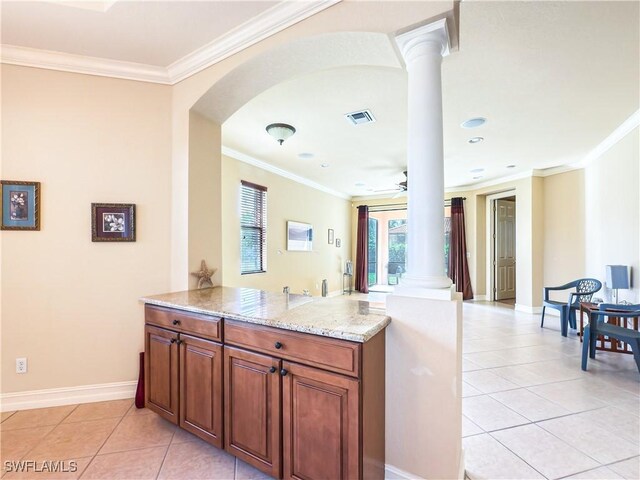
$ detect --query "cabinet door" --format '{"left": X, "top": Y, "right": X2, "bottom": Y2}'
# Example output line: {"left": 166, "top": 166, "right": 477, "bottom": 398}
{"left": 282, "top": 361, "right": 360, "bottom": 480}
{"left": 179, "top": 334, "right": 223, "bottom": 447}
{"left": 145, "top": 325, "right": 179, "bottom": 424}
{"left": 224, "top": 346, "right": 281, "bottom": 478}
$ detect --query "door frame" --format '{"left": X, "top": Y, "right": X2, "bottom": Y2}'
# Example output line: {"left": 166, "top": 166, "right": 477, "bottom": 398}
{"left": 485, "top": 190, "right": 516, "bottom": 302}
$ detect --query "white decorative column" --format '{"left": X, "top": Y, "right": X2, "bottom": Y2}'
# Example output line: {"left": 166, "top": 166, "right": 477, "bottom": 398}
{"left": 395, "top": 19, "right": 453, "bottom": 298}
{"left": 384, "top": 19, "right": 463, "bottom": 480}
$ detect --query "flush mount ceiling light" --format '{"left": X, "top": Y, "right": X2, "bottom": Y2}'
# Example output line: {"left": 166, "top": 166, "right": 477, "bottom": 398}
{"left": 468, "top": 137, "right": 484, "bottom": 144}
{"left": 461, "top": 117, "right": 487, "bottom": 129}
{"left": 266, "top": 123, "right": 296, "bottom": 145}
{"left": 298, "top": 152, "right": 314, "bottom": 160}
{"left": 320, "top": 163, "right": 329, "bottom": 168}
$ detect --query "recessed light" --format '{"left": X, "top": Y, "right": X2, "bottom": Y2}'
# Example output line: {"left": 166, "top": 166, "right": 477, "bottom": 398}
{"left": 473, "top": 176, "right": 483, "bottom": 180}
{"left": 506, "top": 164, "right": 516, "bottom": 169}
{"left": 298, "top": 153, "right": 314, "bottom": 160}
{"left": 470, "top": 168, "right": 484, "bottom": 174}
{"left": 320, "top": 163, "right": 329, "bottom": 168}
{"left": 461, "top": 117, "right": 487, "bottom": 129}
{"left": 355, "top": 182, "right": 366, "bottom": 187}
{"left": 468, "top": 137, "right": 484, "bottom": 144}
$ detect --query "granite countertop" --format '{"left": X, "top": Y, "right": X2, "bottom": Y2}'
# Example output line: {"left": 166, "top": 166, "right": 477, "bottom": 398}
{"left": 140, "top": 287, "right": 390, "bottom": 343}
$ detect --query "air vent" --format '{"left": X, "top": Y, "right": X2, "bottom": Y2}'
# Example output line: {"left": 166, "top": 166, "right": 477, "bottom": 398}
{"left": 345, "top": 109, "right": 376, "bottom": 126}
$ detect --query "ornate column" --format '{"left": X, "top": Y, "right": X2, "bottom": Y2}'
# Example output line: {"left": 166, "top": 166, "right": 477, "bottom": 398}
{"left": 395, "top": 19, "right": 453, "bottom": 298}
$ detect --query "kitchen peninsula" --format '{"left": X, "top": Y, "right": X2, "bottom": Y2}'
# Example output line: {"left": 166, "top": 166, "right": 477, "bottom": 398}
{"left": 140, "top": 287, "right": 390, "bottom": 480}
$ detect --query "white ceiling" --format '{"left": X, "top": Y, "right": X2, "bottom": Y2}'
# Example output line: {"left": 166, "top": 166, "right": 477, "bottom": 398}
{"left": 223, "top": 1, "right": 639, "bottom": 196}
{"left": 1, "top": 0, "right": 278, "bottom": 66}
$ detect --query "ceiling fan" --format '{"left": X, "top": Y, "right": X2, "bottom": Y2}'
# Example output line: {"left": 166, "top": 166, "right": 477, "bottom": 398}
{"left": 370, "top": 170, "right": 408, "bottom": 198}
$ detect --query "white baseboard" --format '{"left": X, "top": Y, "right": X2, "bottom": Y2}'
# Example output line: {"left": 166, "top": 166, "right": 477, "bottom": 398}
{"left": 0, "top": 381, "right": 137, "bottom": 412}
{"left": 458, "top": 449, "right": 466, "bottom": 480}
{"left": 515, "top": 304, "right": 543, "bottom": 314}
{"left": 543, "top": 308, "right": 561, "bottom": 317}
{"left": 385, "top": 464, "right": 422, "bottom": 480}
{"left": 473, "top": 294, "right": 488, "bottom": 301}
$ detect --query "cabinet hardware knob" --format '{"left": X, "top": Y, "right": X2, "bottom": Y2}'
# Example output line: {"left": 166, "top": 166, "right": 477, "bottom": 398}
{"left": 170, "top": 338, "right": 177, "bottom": 344}
{"left": 176, "top": 339, "right": 182, "bottom": 345}
{"left": 172, "top": 319, "right": 181, "bottom": 325}
{"left": 280, "top": 368, "right": 288, "bottom": 376}
{"left": 269, "top": 366, "right": 276, "bottom": 373}
{"left": 274, "top": 342, "right": 283, "bottom": 349}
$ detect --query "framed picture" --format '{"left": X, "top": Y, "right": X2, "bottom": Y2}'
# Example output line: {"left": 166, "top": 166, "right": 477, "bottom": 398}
{"left": 336, "top": 238, "right": 341, "bottom": 248}
{"left": 287, "top": 221, "right": 313, "bottom": 251}
{"left": 328, "top": 229, "right": 334, "bottom": 244}
{"left": 92, "top": 203, "right": 136, "bottom": 242}
{"left": 1, "top": 181, "right": 40, "bottom": 230}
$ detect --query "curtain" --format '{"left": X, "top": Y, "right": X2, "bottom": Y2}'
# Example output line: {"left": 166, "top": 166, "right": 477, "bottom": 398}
{"left": 355, "top": 205, "right": 369, "bottom": 293}
{"left": 448, "top": 197, "right": 474, "bottom": 300}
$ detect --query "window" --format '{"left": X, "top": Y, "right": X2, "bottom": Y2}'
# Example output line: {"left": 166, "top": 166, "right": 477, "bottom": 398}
{"left": 240, "top": 181, "right": 267, "bottom": 274}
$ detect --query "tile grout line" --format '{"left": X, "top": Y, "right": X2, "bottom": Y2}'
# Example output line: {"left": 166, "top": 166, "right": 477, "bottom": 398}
{"left": 155, "top": 414, "right": 179, "bottom": 480}
{"left": 77, "top": 404, "right": 134, "bottom": 479}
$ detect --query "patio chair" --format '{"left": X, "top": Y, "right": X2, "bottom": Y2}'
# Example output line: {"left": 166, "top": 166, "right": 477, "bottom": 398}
{"left": 581, "top": 304, "right": 640, "bottom": 372}
{"left": 541, "top": 278, "right": 602, "bottom": 337}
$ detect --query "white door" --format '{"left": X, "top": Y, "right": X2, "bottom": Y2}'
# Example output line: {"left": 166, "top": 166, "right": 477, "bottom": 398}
{"left": 495, "top": 199, "right": 516, "bottom": 300}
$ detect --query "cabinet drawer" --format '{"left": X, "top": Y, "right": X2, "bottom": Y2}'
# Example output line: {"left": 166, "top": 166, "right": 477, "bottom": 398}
{"left": 145, "top": 305, "right": 221, "bottom": 342}
{"left": 225, "top": 320, "right": 361, "bottom": 377}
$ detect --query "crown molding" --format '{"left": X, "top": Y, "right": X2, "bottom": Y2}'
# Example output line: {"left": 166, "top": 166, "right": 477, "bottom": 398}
{"left": 1, "top": 44, "right": 172, "bottom": 84}
{"left": 168, "top": 0, "right": 341, "bottom": 84}
{"left": 222, "top": 146, "right": 351, "bottom": 200}
{"left": 1, "top": 0, "right": 340, "bottom": 85}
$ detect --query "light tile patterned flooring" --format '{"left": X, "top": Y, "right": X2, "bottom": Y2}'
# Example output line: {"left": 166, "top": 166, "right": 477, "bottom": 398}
{"left": 462, "top": 301, "right": 639, "bottom": 480}
{"left": 1, "top": 300, "right": 638, "bottom": 479}
{"left": 0, "top": 401, "right": 269, "bottom": 479}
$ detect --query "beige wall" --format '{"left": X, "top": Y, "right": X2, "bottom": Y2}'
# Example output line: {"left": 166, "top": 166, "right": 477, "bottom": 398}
{"left": 221, "top": 155, "right": 351, "bottom": 296}
{"left": 188, "top": 112, "right": 223, "bottom": 287}
{"left": 542, "top": 169, "right": 586, "bottom": 298}
{"left": 1, "top": 65, "right": 172, "bottom": 393}
{"left": 584, "top": 127, "right": 639, "bottom": 303}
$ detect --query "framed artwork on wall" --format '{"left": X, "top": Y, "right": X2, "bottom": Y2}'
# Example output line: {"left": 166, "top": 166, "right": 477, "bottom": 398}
{"left": 328, "top": 229, "right": 334, "bottom": 244}
{"left": 1, "top": 180, "right": 41, "bottom": 231}
{"left": 287, "top": 221, "right": 313, "bottom": 251}
{"left": 92, "top": 203, "right": 136, "bottom": 242}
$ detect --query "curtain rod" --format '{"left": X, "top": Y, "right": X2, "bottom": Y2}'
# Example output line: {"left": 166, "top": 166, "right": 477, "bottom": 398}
{"left": 356, "top": 197, "right": 466, "bottom": 209}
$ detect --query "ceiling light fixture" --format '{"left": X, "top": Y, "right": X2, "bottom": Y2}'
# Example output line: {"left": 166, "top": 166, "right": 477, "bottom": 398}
{"left": 298, "top": 152, "right": 314, "bottom": 160}
{"left": 506, "top": 164, "right": 516, "bottom": 169}
{"left": 266, "top": 123, "right": 296, "bottom": 145}
{"left": 473, "top": 176, "right": 483, "bottom": 180}
{"left": 320, "top": 163, "right": 329, "bottom": 168}
{"left": 470, "top": 168, "right": 484, "bottom": 174}
{"left": 461, "top": 117, "right": 487, "bottom": 129}
{"left": 355, "top": 182, "right": 366, "bottom": 187}
{"left": 468, "top": 137, "right": 484, "bottom": 144}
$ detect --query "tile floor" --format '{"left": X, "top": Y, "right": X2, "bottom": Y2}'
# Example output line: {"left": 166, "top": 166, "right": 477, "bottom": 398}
{"left": 1, "top": 300, "right": 638, "bottom": 479}
{"left": 462, "top": 301, "right": 639, "bottom": 480}
{"left": 0, "top": 401, "right": 269, "bottom": 479}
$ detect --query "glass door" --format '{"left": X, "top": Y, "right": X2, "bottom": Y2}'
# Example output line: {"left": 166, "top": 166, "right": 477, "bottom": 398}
{"left": 368, "top": 218, "right": 378, "bottom": 286}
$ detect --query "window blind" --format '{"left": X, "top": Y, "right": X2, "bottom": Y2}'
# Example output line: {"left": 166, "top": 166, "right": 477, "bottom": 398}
{"left": 240, "top": 181, "right": 267, "bottom": 274}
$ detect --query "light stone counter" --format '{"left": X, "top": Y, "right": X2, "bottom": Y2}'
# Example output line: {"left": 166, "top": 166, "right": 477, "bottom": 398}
{"left": 140, "top": 287, "right": 390, "bottom": 342}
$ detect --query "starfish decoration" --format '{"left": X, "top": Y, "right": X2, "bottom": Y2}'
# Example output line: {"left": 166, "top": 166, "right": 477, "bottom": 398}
{"left": 191, "top": 260, "right": 216, "bottom": 289}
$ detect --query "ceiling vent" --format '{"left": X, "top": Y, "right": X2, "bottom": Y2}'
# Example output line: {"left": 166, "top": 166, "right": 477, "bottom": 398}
{"left": 345, "top": 109, "right": 376, "bottom": 126}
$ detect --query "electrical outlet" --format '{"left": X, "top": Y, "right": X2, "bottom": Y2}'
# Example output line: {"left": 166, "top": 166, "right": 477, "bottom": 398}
{"left": 16, "top": 357, "right": 27, "bottom": 374}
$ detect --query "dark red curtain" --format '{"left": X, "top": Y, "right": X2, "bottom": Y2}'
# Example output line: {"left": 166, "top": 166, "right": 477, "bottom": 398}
{"left": 448, "top": 197, "right": 473, "bottom": 300}
{"left": 355, "top": 205, "right": 369, "bottom": 293}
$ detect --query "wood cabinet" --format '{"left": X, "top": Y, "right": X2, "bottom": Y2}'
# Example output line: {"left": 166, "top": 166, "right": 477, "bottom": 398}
{"left": 224, "top": 346, "right": 281, "bottom": 478}
{"left": 145, "top": 325, "right": 179, "bottom": 424}
{"left": 179, "top": 334, "right": 223, "bottom": 447}
{"left": 144, "top": 304, "right": 385, "bottom": 480}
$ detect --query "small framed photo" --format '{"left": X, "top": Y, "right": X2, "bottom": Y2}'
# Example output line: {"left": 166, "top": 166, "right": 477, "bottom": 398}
{"left": 92, "top": 203, "right": 136, "bottom": 242}
{"left": 328, "top": 229, "right": 334, "bottom": 244}
{"left": 336, "top": 238, "right": 341, "bottom": 248}
{"left": 1, "top": 180, "right": 41, "bottom": 230}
